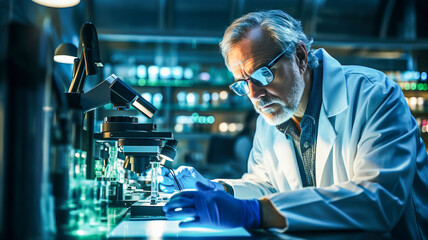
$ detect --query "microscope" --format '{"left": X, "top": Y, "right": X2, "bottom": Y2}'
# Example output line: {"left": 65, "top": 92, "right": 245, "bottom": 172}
{"left": 96, "top": 113, "right": 178, "bottom": 217}
{"left": 63, "top": 22, "right": 177, "bottom": 219}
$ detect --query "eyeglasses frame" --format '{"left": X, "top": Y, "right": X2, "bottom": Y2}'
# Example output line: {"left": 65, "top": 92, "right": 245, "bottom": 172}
{"left": 229, "top": 50, "right": 288, "bottom": 96}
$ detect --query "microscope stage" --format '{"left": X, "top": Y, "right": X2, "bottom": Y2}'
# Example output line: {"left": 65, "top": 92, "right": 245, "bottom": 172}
{"left": 130, "top": 200, "right": 166, "bottom": 218}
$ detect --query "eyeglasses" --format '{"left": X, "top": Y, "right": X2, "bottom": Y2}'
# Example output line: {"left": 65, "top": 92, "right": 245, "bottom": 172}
{"left": 229, "top": 50, "right": 287, "bottom": 96}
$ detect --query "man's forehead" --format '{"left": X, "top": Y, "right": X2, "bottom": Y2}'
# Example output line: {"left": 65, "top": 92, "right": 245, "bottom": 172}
{"left": 227, "top": 28, "right": 279, "bottom": 71}
{"left": 229, "top": 58, "right": 249, "bottom": 69}
{"left": 228, "top": 47, "right": 278, "bottom": 75}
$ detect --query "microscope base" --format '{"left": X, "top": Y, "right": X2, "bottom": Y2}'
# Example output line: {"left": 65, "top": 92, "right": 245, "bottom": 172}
{"left": 130, "top": 201, "right": 166, "bottom": 218}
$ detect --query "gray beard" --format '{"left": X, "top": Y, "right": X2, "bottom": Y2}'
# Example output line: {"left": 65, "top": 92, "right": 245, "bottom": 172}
{"left": 254, "top": 76, "right": 304, "bottom": 126}
{"left": 254, "top": 98, "right": 296, "bottom": 125}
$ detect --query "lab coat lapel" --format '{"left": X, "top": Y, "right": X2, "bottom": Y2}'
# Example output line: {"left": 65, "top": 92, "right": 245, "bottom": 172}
{"left": 318, "top": 48, "right": 348, "bottom": 118}
{"left": 273, "top": 131, "right": 303, "bottom": 190}
{"left": 316, "top": 107, "right": 336, "bottom": 186}
{"left": 314, "top": 48, "right": 347, "bottom": 186}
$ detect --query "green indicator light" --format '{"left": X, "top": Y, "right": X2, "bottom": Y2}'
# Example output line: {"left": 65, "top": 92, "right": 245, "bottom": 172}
{"left": 404, "top": 83, "right": 411, "bottom": 90}
{"left": 138, "top": 79, "right": 146, "bottom": 86}
{"left": 411, "top": 83, "right": 417, "bottom": 90}
{"left": 192, "top": 112, "right": 199, "bottom": 123}
{"left": 418, "top": 83, "right": 424, "bottom": 91}
{"left": 424, "top": 84, "right": 428, "bottom": 91}
{"left": 207, "top": 116, "right": 215, "bottom": 124}
{"left": 198, "top": 116, "right": 207, "bottom": 124}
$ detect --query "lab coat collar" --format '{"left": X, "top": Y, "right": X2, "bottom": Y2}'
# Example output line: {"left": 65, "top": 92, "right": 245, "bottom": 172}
{"left": 315, "top": 49, "right": 348, "bottom": 117}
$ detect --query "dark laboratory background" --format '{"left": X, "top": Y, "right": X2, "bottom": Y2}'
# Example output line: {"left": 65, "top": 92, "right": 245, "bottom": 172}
{"left": 1, "top": 0, "right": 428, "bottom": 239}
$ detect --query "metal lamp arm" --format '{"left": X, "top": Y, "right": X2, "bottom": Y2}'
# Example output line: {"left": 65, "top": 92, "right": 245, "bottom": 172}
{"left": 68, "top": 56, "right": 86, "bottom": 93}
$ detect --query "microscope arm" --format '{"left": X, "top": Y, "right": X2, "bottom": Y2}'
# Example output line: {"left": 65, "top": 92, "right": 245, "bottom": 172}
{"left": 79, "top": 76, "right": 114, "bottom": 112}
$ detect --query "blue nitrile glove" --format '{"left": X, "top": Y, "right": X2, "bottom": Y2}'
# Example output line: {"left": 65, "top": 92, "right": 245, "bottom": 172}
{"left": 159, "top": 167, "right": 176, "bottom": 193}
{"left": 159, "top": 166, "right": 224, "bottom": 193}
{"left": 163, "top": 181, "right": 261, "bottom": 229}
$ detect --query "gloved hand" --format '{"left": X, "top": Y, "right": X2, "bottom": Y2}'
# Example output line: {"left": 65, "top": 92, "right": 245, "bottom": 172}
{"left": 163, "top": 181, "right": 261, "bottom": 229}
{"left": 159, "top": 166, "right": 224, "bottom": 193}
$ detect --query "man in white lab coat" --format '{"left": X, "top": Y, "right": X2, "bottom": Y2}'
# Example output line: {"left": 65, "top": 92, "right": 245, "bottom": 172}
{"left": 162, "top": 10, "right": 428, "bottom": 239}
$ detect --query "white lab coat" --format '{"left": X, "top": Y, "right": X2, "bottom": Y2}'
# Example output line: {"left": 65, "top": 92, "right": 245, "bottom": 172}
{"left": 218, "top": 49, "right": 428, "bottom": 239}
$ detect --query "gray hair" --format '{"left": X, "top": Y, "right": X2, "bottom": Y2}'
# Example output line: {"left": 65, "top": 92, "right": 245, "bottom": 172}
{"left": 220, "top": 10, "right": 319, "bottom": 69}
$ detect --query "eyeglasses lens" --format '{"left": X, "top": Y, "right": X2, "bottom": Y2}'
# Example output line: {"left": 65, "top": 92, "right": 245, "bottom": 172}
{"left": 251, "top": 67, "right": 274, "bottom": 86}
{"left": 230, "top": 67, "right": 274, "bottom": 96}
{"left": 230, "top": 80, "right": 250, "bottom": 96}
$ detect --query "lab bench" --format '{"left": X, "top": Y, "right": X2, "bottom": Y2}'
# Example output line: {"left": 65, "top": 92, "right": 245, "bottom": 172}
{"left": 61, "top": 206, "right": 391, "bottom": 240}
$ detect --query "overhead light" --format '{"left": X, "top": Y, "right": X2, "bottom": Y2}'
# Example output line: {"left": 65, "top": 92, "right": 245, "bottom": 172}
{"left": 32, "top": 0, "right": 80, "bottom": 8}
{"left": 160, "top": 67, "right": 171, "bottom": 79}
{"left": 421, "top": 72, "right": 427, "bottom": 81}
{"left": 53, "top": 43, "right": 77, "bottom": 64}
{"left": 137, "top": 65, "right": 147, "bottom": 78}
{"left": 219, "top": 90, "right": 228, "bottom": 100}
{"left": 219, "top": 122, "right": 228, "bottom": 133}
{"left": 183, "top": 68, "right": 194, "bottom": 80}
{"left": 172, "top": 66, "right": 183, "bottom": 79}
{"left": 148, "top": 65, "right": 159, "bottom": 80}
{"left": 198, "top": 72, "right": 210, "bottom": 81}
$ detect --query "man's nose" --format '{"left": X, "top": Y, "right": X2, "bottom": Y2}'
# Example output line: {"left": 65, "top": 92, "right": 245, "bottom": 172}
{"left": 248, "top": 81, "right": 266, "bottom": 101}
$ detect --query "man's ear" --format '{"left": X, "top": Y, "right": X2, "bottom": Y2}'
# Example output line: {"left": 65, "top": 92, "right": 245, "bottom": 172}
{"left": 295, "top": 42, "right": 308, "bottom": 74}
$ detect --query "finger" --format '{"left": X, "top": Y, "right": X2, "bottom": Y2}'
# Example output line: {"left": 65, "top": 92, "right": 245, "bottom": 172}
{"left": 163, "top": 196, "right": 195, "bottom": 211}
{"left": 159, "top": 175, "right": 174, "bottom": 186}
{"left": 175, "top": 166, "right": 192, "bottom": 177}
{"left": 196, "top": 181, "right": 214, "bottom": 191}
{"left": 167, "top": 192, "right": 194, "bottom": 202}
{"left": 165, "top": 195, "right": 194, "bottom": 208}
{"left": 177, "top": 175, "right": 197, "bottom": 190}
{"left": 164, "top": 207, "right": 196, "bottom": 220}
{"left": 162, "top": 167, "right": 185, "bottom": 190}
{"left": 179, "top": 219, "right": 202, "bottom": 228}
{"left": 168, "top": 190, "right": 197, "bottom": 201}
{"left": 174, "top": 166, "right": 185, "bottom": 175}
{"left": 160, "top": 184, "right": 175, "bottom": 193}
{"left": 160, "top": 167, "right": 171, "bottom": 176}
